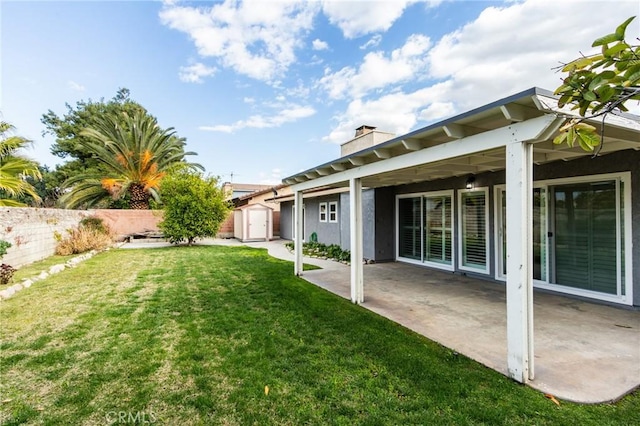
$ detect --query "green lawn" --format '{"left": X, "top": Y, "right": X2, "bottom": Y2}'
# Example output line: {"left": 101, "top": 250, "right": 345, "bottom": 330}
{"left": 0, "top": 246, "right": 637, "bottom": 425}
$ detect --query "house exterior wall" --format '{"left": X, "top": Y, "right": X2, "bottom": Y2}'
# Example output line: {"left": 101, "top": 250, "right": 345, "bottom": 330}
{"left": 302, "top": 196, "right": 342, "bottom": 246}
{"left": 374, "top": 187, "right": 396, "bottom": 262}
{"left": 280, "top": 201, "right": 293, "bottom": 240}
{"left": 392, "top": 149, "right": 639, "bottom": 307}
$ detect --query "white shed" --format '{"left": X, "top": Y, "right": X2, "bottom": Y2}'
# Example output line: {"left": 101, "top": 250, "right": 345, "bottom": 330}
{"left": 233, "top": 203, "right": 274, "bottom": 242}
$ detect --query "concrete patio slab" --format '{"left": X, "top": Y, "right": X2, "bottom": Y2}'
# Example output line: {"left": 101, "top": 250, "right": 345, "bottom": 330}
{"left": 120, "top": 238, "right": 640, "bottom": 403}
{"left": 303, "top": 260, "right": 639, "bottom": 404}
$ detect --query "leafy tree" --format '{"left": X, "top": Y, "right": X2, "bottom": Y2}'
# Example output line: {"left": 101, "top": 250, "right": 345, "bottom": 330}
{"left": 0, "top": 120, "right": 42, "bottom": 206}
{"left": 41, "top": 88, "right": 150, "bottom": 207}
{"left": 59, "top": 110, "right": 201, "bottom": 209}
{"left": 159, "top": 167, "right": 231, "bottom": 245}
{"left": 554, "top": 16, "right": 639, "bottom": 152}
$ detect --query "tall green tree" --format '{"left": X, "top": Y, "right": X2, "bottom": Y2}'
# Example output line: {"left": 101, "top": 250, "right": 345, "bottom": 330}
{"left": 60, "top": 110, "right": 201, "bottom": 209}
{"left": 0, "top": 120, "right": 42, "bottom": 207}
{"left": 41, "top": 88, "right": 148, "bottom": 207}
{"left": 159, "top": 167, "right": 231, "bottom": 245}
{"left": 554, "top": 16, "right": 640, "bottom": 152}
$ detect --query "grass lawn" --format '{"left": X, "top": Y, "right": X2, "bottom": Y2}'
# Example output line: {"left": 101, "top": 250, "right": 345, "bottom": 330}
{"left": 0, "top": 245, "right": 637, "bottom": 425}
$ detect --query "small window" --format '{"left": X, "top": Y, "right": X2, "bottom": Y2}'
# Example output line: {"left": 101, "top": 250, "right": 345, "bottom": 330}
{"left": 329, "top": 201, "right": 338, "bottom": 223}
{"left": 319, "top": 202, "right": 327, "bottom": 222}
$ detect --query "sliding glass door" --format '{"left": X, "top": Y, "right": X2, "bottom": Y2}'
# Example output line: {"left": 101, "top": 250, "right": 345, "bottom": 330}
{"left": 496, "top": 174, "right": 629, "bottom": 304}
{"left": 397, "top": 191, "right": 454, "bottom": 270}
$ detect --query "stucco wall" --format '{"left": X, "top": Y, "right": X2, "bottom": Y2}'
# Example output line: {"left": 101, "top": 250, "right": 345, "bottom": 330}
{"left": 92, "top": 209, "right": 162, "bottom": 239}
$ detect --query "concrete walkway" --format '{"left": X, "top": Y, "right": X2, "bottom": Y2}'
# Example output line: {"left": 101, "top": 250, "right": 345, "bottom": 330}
{"left": 121, "top": 238, "right": 640, "bottom": 403}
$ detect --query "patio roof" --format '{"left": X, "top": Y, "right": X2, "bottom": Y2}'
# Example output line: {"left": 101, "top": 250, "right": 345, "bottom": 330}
{"left": 283, "top": 87, "right": 640, "bottom": 189}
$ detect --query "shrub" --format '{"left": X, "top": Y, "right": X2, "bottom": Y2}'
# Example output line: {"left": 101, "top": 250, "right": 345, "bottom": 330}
{"left": 55, "top": 219, "right": 113, "bottom": 256}
{"left": 0, "top": 240, "right": 14, "bottom": 285}
{"left": 285, "top": 241, "right": 351, "bottom": 263}
{"left": 158, "top": 168, "right": 231, "bottom": 245}
{"left": 0, "top": 264, "right": 16, "bottom": 285}
{"left": 79, "top": 216, "right": 107, "bottom": 233}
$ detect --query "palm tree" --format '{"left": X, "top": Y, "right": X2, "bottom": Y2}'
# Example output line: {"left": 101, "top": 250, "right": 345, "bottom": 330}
{"left": 60, "top": 110, "right": 201, "bottom": 209}
{"left": 0, "top": 121, "right": 42, "bottom": 206}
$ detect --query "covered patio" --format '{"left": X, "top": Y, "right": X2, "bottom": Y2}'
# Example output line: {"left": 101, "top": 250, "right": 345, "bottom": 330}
{"left": 298, "top": 260, "right": 640, "bottom": 403}
{"left": 283, "top": 87, "right": 640, "bottom": 403}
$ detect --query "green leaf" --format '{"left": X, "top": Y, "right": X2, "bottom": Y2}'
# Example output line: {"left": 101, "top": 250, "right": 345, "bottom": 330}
{"left": 592, "top": 33, "right": 619, "bottom": 47}
{"left": 604, "top": 42, "right": 630, "bottom": 57}
{"left": 577, "top": 134, "right": 594, "bottom": 152}
{"left": 583, "top": 91, "right": 597, "bottom": 101}
{"left": 596, "top": 85, "right": 615, "bottom": 103}
{"left": 566, "top": 128, "right": 575, "bottom": 148}
{"left": 577, "top": 128, "right": 600, "bottom": 148}
{"left": 615, "top": 16, "right": 636, "bottom": 40}
{"left": 553, "top": 132, "right": 567, "bottom": 146}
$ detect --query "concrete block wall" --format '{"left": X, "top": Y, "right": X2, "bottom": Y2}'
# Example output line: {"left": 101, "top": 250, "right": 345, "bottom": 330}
{"left": 0, "top": 208, "right": 166, "bottom": 268}
{"left": 0, "top": 207, "right": 89, "bottom": 268}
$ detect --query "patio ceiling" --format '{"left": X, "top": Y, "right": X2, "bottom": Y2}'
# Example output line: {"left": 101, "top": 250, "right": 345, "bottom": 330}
{"left": 283, "top": 87, "right": 640, "bottom": 190}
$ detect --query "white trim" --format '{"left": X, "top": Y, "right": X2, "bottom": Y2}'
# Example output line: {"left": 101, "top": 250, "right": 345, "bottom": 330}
{"left": 458, "top": 187, "right": 490, "bottom": 275}
{"left": 319, "top": 202, "right": 327, "bottom": 222}
{"left": 494, "top": 185, "right": 506, "bottom": 282}
{"left": 350, "top": 178, "right": 364, "bottom": 304}
{"left": 328, "top": 201, "right": 338, "bottom": 223}
{"left": 396, "top": 190, "right": 455, "bottom": 272}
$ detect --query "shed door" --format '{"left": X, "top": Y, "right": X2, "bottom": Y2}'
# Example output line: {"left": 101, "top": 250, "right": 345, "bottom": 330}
{"left": 248, "top": 209, "right": 268, "bottom": 239}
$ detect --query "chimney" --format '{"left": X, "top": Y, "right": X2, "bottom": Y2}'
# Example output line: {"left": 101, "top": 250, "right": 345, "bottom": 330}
{"left": 354, "top": 125, "right": 376, "bottom": 137}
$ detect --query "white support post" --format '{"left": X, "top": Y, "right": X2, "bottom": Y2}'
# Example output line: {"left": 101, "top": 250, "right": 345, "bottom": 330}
{"left": 505, "top": 141, "right": 534, "bottom": 383}
{"left": 349, "top": 178, "right": 364, "bottom": 304}
{"left": 294, "top": 190, "right": 304, "bottom": 276}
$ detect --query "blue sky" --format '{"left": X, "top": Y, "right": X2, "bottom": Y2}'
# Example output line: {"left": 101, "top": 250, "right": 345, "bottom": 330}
{"left": 2, "top": 0, "right": 638, "bottom": 185}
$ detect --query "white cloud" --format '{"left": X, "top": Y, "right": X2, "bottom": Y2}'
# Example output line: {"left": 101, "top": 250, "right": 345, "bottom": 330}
{"left": 178, "top": 63, "right": 217, "bottom": 83}
{"left": 324, "top": 82, "right": 452, "bottom": 143}
{"left": 425, "top": 0, "right": 640, "bottom": 112}
{"left": 67, "top": 80, "right": 85, "bottom": 92}
{"left": 243, "top": 97, "right": 255, "bottom": 104}
{"left": 322, "top": 0, "right": 640, "bottom": 144}
{"left": 312, "top": 39, "right": 329, "bottom": 50}
{"left": 200, "top": 105, "right": 316, "bottom": 133}
{"left": 319, "top": 34, "right": 431, "bottom": 99}
{"left": 360, "top": 34, "right": 382, "bottom": 50}
{"left": 321, "top": 0, "right": 415, "bottom": 39}
{"left": 160, "top": 1, "right": 319, "bottom": 82}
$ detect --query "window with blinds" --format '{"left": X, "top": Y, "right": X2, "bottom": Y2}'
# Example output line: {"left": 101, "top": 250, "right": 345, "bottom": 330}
{"left": 398, "top": 197, "right": 421, "bottom": 260}
{"left": 424, "top": 196, "right": 452, "bottom": 264}
{"left": 460, "top": 190, "right": 487, "bottom": 271}
{"left": 553, "top": 181, "right": 617, "bottom": 295}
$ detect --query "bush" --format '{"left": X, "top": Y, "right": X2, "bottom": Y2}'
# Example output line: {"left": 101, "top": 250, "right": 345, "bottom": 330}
{"left": 0, "top": 240, "right": 14, "bottom": 285}
{"left": 0, "top": 264, "right": 16, "bottom": 285}
{"left": 158, "top": 168, "right": 231, "bottom": 245}
{"left": 285, "top": 241, "right": 351, "bottom": 263}
{"left": 55, "top": 219, "right": 113, "bottom": 255}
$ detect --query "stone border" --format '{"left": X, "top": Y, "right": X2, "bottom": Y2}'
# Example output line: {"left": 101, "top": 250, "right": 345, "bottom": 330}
{"left": 0, "top": 249, "right": 102, "bottom": 301}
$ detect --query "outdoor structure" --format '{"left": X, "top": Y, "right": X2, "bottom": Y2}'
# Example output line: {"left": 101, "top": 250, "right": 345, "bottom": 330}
{"left": 218, "top": 183, "right": 290, "bottom": 238}
{"left": 233, "top": 203, "right": 274, "bottom": 242}
{"left": 281, "top": 87, "right": 640, "bottom": 385}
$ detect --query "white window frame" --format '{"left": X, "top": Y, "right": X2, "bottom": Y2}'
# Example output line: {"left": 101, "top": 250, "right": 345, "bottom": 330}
{"left": 457, "top": 187, "right": 490, "bottom": 275}
{"left": 395, "top": 190, "right": 455, "bottom": 272}
{"left": 319, "top": 202, "right": 327, "bottom": 222}
{"left": 328, "top": 201, "right": 338, "bottom": 223}
{"left": 494, "top": 172, "right": 632, "bottom": 306}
